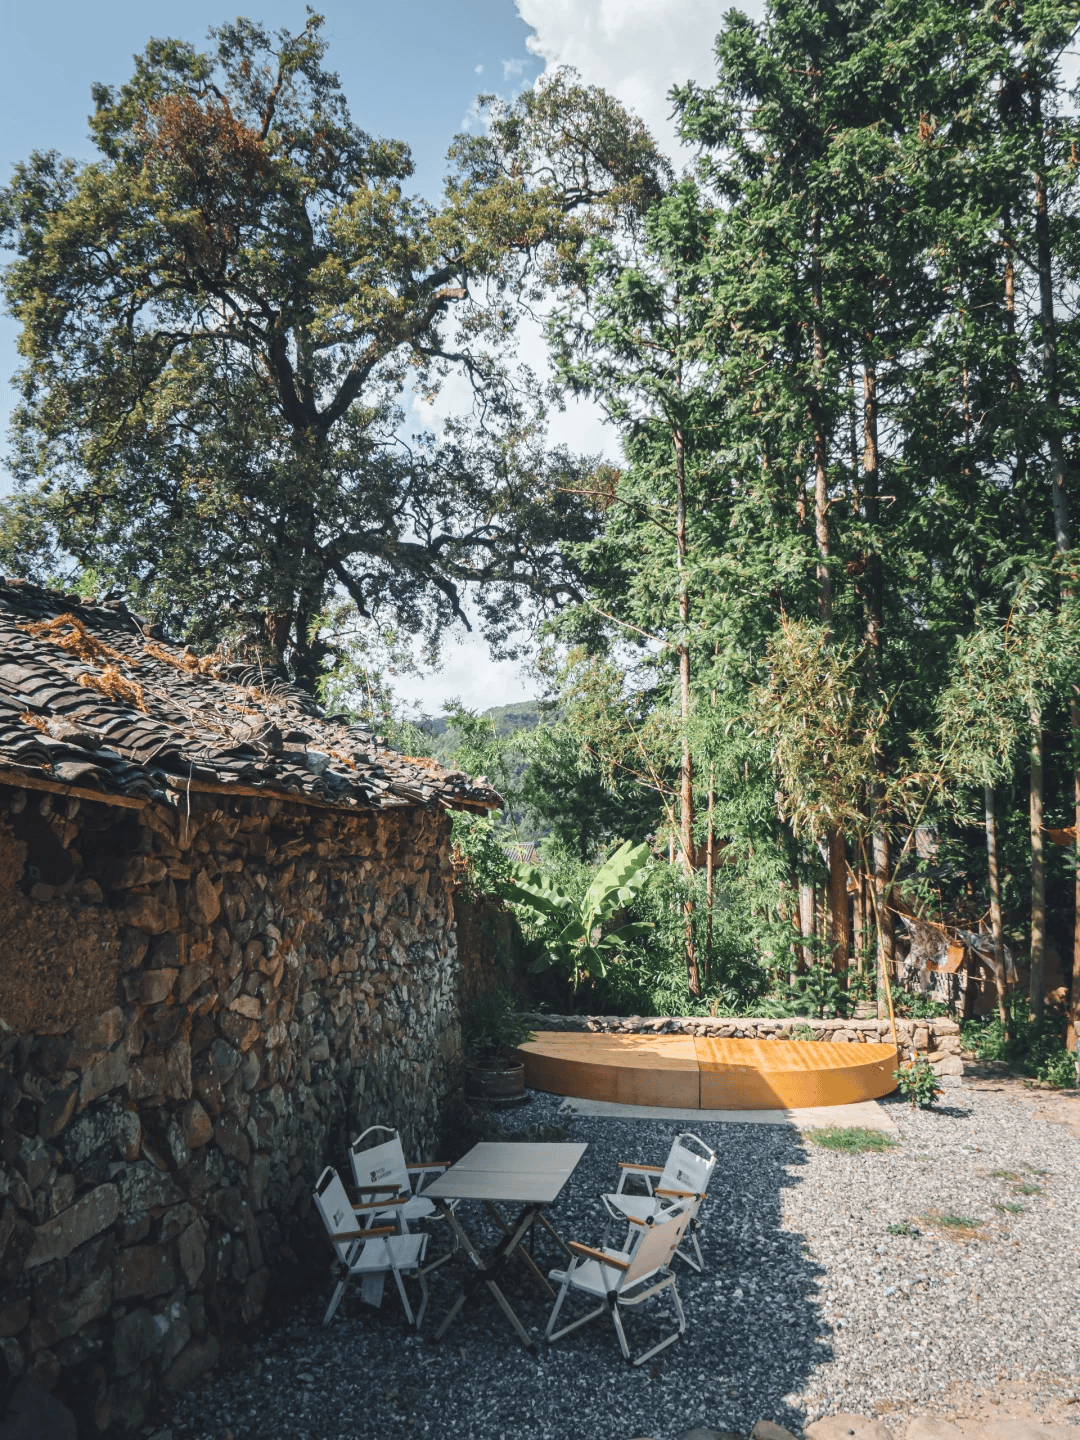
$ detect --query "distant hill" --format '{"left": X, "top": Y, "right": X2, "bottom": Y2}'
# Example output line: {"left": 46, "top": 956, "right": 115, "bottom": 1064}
{"left": 418, "top": 700, "right": 543, "bottom": 766}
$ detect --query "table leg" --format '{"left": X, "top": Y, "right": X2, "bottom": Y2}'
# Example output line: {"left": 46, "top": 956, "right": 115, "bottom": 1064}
{"left": 482, "top": 1201, "right": 556, "bottom": 1299}
{"left": 432, "top": 1202, "right": 543, "bottom": 1350}
{"left": 536, "top": 1210, "right": 573, "bottom": 1259}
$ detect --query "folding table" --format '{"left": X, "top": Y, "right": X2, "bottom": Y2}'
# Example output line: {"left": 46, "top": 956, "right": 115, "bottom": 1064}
{"left": 425, "top": 1141, "right": 588, "bottom": 1351}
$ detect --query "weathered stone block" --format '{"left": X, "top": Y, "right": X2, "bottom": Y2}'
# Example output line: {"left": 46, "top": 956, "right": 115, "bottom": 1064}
{"left": 177, "top": 1222, "right": 206, "bottom": 1287}
{"left": 112, "top": 1306, "right": 159, "bottom": 1377}
{"left": 67, "top": 1103, "right": 140, "bottom": 1169}
{"left": 112, "top": 1245, "right": 176, "bottom": 1301}
{"left": 214, "top": 1118, "right": 250, "bottom": 1166}
{"left": 78, "top": 1050, "right": 131, "bottom": 1107}
{"left": 70, "top": 1008, "right": 124, "bottom": 1063}
{"left": 191, "top": 869, "right": 221, "bottom": 926}
{"left": 38, "top": 1085, "right": 78, "bottom": 1142}
{"left": 26, "top": 1185, "right": 119, "bottom": 1268}
{"left": 163, "top": 1335, "right": 219, "bottom": 1394}
{"left": 228, "top": 995, "right": 261, "bottom": 1020}
{"left": 122, "top": 970, "right": 177, "bottom": 1005}
{"left": 180, "top": 1100, "right": 213, "bottom": 1151}
{"left": 115, "top": 895, "right": 172, "bottom": 935}
{"left": 109, "top": 1162, "right": 183, "bottom": 1216}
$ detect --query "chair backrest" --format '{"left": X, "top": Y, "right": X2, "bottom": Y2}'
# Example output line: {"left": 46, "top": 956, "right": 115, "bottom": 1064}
{"left": 350, "top": 1125, "right": 409, "bottom": 1197}
{"left": 660, "top": 1132, "right": 716, "bottom": 1198}
{"left": 313, "top": 1166, "right": 361, "bottom": 1264}
{"left": 622, "top": 1200, "right": 694, "bottom": 1286}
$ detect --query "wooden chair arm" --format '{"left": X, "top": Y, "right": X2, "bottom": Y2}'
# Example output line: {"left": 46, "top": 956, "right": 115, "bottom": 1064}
{"left": 617, "top": 1161, "right": 664, "bottom": 1173}
{"left": 331, "top": 1224, "right": 398, "bottom": 1241}
{"left": 407, "top": 1161, "right": 450, "bottom": 1172}
{"left": 569, "top": 1242, "right": 630, "bottom": 1271}
{"left": 655, "top": 1187, "right": 703, "bottom": 1200}
{"left": 352, "top": 1196, "right": 408, "bottom": 1212}
{"left": 352, "top": 1183, "right": 404, "bottom": 1195}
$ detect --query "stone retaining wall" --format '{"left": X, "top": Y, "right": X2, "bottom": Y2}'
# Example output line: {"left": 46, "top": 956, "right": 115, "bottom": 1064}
{"left": 0, "top": 783, "right": 461, "bottom": 1432}
{"left": 526, "top": 1014, "right": 964, "bottom": 1077}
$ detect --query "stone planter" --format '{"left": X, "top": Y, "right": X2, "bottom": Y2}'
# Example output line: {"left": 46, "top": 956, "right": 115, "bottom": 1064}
{"left": 466, "top": 1057, "right": 525, "bottom": 1103}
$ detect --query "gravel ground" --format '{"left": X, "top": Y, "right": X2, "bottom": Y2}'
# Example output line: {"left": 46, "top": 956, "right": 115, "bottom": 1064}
{"left": 168, "top": 1076, "right": 1080, "bottom": 1440}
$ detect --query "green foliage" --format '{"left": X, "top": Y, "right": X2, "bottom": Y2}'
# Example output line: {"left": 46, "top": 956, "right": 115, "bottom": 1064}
{"left": 992, "top": 1202, "right": 1025, "bottom": 1215}
{"left": 893, "top": 1057, "right": 943, "bottom": 1109}
{"left": 462, "top": 989, "right": 536, "bottom": 1063}
{"left": 898, "top": 995, "right": 951, "bottom": 1019}
{"left": 887, "top": 1221, "right": 919, "bottom": 1237}
{"left": 928, "top": 1213, "right": 983, "bottom": 1233}
{"left": 0, "top": 18, "right": 661, "bottom": 688}
{"left": 501, "top": 840, "right": 653, "bottom": 982}
{"left": 767, "top": 963, "right": 853, "bottom": 1020}
{"left": 807, "top": 1127, "right": 899, "bottom": 1153}
{"left": 961, "top": 997, "right": 1077, "bottom": 1089}
{"left": 449, "top": 812, "right": 514, "bottom": 902}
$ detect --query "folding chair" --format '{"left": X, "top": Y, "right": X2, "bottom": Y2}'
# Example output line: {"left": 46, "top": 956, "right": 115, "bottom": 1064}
{"left": 545, "top": 1200, "right": 693, "bottom": 1366}
{"left": 313, "top": 1166, "right": 429, "bottom": 1327}
{"left": 349, "top": 1125, "right": 457, "bottom": 1272}
{"left": 601, "top": 1131, "right": 716, "bottom": 1272}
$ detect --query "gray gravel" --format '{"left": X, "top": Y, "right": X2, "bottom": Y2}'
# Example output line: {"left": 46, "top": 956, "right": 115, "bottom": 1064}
{"left": 168, "top": 1079, "right": 1080, "bottom": 1440}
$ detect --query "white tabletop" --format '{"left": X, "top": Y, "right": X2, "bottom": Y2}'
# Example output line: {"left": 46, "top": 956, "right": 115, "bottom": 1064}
{"left": 425, "top": 1141, "right": 588, "bottom": 1204}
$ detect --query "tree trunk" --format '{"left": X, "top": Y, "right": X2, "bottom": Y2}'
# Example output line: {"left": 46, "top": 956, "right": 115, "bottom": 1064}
{"left": 1029, "top": 710, "right": 1046, "bottom": 1023}
{"left": 828, "top": 830, "right": 850, "bottom": 973}
{"left": 799, "top": 878, "right": 814, "bottom": 972}
{"left": 1071, "top": 736, "right": 1080, "bottom": 1054}
{"left": 705, "top": 762, "right": 715, "bottom": 986}
{"left": 674, "top": 423, "right": 700, "bottom": 997}
{"left": 872, "top": 824, "right": 894, "bottom": 1022}
{"left": 984, "top": 784, "right": 1009, "bottom": 1031}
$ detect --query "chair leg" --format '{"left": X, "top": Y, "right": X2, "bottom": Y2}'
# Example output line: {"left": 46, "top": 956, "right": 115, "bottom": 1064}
{"left": 610, "top": 1300, "right": 631, "bottom": 1361}
{"left": 546, "top": 1297, "right": 607, "bottom": 1345}
{"left": 629, "top": 1278, "right": 686, "bottom": 1367}
{"left": 544, "top": 1270, "right": 574, "bottom": 1340}
{"left": 390, "top": 1261, "right": 415, "bottom": 1327}
{"left": 415, "top": 1268, "right": 429, "bottom": 1329}
{"left": 323, "top": 1274, "right": 350, "bottom": 1325}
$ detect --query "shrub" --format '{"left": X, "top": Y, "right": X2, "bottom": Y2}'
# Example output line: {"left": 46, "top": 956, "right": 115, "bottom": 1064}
{"left": 961, "top": 996, "right": 1077, "bottom": 1089}
{"left": 893, "top": 1056, "right": 943, "bottom": 1108}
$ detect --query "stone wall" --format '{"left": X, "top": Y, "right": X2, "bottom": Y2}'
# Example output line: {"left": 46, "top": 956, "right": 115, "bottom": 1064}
{"left": 528, "top": 1013, "right": 965, "bottom": 1077}
{"left": 0, "top": 782, "right": 461, "bottom": 1432}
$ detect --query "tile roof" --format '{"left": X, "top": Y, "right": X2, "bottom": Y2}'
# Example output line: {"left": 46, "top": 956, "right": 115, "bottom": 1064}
{"left": 0, "top": 578, "right": 501, "bottom": 815}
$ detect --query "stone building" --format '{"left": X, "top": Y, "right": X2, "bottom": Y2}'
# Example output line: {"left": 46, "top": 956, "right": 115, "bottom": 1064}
{"left": 0, "top": 578, "right": 498, "bottom": 1431}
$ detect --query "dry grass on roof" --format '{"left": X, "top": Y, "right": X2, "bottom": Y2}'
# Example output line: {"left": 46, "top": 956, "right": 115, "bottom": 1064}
{"left": 143, "top": 639, "right": 222, "bottom": 678}
{"left": 22, "top": 613, "right": 136, "bottom": 670}
{"left": 77, "top": 666, "right": 147, "bottom": 712}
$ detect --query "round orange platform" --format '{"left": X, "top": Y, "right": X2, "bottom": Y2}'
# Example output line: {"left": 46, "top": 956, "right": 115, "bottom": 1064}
{"left": 515, "top": 1031, "right": 898, "bottom": 1110}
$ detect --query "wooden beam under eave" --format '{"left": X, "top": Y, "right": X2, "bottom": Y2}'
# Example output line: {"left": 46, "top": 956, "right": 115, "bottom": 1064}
{"left": 0, "top": 767, "right": 148, "bottom": 810}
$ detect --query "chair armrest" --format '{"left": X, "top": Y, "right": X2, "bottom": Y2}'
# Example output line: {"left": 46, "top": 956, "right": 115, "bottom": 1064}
{"left": 352, "top": 1183, "right": 405, "bottom": 1195}
{"left": 655, "top": 1187, "right": 703, "bottom": 1200}
{"left": 330, "top": 1224, "right": 399, "bottom": 1242}
{"left": 569, "top": 1242, "right": 630, "bottom": 1271}
{"left": 617, "top": 1162, "right": 664, "bottom": 1173}
{"left": 352, "top": 1196, "right": 408, "bottom": 1212}
{"left": 407, "top": 1161, "right": 451, "bottom": 1172}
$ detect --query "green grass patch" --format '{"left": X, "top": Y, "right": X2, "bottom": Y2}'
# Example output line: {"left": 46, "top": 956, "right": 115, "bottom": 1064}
{"left": 806, "top": 1126, "right": 899, "bottom": 1153}
{"left": 925, "top": 1210, "right": 983, "bottom": 1234}
{"left": 887, "top": 1220, "right": 919, "bottom": 1236}
{"left": 1027, "top": 1168, "right": 1050, "bottom": 1176}
{"left": 989, "top": 1170, "right": 1020, "bottom": 1180}
{"left": 1013, "top": 1183, "right": 1042, "bottom": 1196}
{"left": 992, "top": 1202, "right": 1024, "bottom": 1215}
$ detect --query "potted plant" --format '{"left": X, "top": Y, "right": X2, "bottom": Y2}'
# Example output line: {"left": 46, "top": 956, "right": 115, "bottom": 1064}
{"left": 463, "top": 991, "right": 536, "bottom": 1103}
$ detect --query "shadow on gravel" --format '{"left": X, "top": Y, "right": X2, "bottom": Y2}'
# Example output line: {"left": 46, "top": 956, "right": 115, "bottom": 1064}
{"left": 172, "top": 1111, "right": 832, "bottom": 1440}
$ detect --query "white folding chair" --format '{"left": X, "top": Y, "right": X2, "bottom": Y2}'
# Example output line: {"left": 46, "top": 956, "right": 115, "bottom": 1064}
{"left": 349, "top": 1125, "right": 457, "bottom": 1272}
{"left": 545, "top": 1200, "right": 693, "bottom": 1366}
{"left": 601, "top": 1131, "right": 716, "bottom": 1272}
{"left": 313, "top": 1166, "right": 429, "bottom": 1327}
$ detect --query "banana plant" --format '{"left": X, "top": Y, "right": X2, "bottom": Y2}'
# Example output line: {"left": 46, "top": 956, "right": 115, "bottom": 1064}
{"left": 499, "top": 840, "right": 653, "bottom": 981}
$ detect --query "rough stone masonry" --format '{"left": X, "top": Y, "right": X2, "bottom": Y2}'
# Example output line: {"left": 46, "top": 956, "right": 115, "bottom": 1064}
{"left": 0, "top": 782, "right": 461, "bottom": 1433}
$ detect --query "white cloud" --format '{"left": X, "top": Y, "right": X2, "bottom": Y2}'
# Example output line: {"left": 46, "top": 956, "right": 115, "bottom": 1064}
{"left": 502, "top": 56, "right": 526, "bottom": 81}
{"left": 475, "top": 63, "right": 484, "bottom": 74}
{"left": 515, "top": 0, "right": 764, "bottom": 158}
